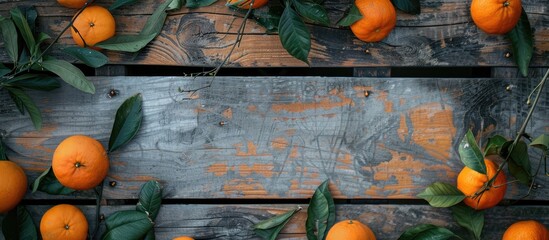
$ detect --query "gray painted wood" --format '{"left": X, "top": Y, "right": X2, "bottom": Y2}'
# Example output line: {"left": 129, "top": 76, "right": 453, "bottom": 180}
{"left": 1, "top": 204, "right": 547, "bottom": 240}
{"left": 0, "top": 0, "right": 547, "bottom": 67}
{"left": 0, "top": 76, "right": 547, "bottom": 200}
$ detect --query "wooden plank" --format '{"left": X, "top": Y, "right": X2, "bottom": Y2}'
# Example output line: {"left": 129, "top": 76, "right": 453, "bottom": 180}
{"left": 0, "top": 0, "right": 548, "bottom": 67}
{"left": 1, "top": 76, "right": 547, "bottom": 200}
{"left": 1, "top": 204, "right": 547, "bottom": 240}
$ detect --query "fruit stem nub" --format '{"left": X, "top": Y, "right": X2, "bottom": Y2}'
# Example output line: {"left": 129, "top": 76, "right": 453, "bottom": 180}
{"left": 503, "top": 1, "right": 510, "bottom": 7}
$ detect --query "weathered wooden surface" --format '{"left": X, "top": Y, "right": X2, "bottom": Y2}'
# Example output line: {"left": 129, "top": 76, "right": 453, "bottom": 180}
{"left": 1, "top": 76, "right": 548, "bottom": 200}
{"left": 0, "top": 204, "right": 547, "bottom": 240}
{"left": 0, "top": 0, "right": 548, "bottom": 67}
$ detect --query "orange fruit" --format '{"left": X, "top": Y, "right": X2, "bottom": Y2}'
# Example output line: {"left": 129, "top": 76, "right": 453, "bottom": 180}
{"left": 502, "top": 220, "right": 549, "bottom": 240}
{"left": 52, "top": 135, "right": 109, "bottom": 190}
{"left": 470, "top": 0, "right": 522, "bottom": 34}
{"left": 457, "top": 159, "right": 507, "bottom": 210}
{"left": 326, "top": 220, "right": 376, "bottom": 240}
{"left": 70, "top": 5, "right": 116, "bottom": 48}
{"left": 173, "top": 237, "right": 195, "bottom": 240}
{"left": 0, "top": 161, "right": 28, "bottom": 213}
{"left": 350, "top": 0, "right": 396, "bottom": 42}
{"left": 40, "top": 204, "right": 88, "bottom": 240}
{"left": 57, "top": 0, "right": 87, "bottom": 9}
{"left": 226, "top": 0, "right": 268, "bottom": 9}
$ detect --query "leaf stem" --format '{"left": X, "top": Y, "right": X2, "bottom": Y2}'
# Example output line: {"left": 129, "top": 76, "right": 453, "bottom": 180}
{"left": 90, "top": 181, "right": 104, "bottom": 240}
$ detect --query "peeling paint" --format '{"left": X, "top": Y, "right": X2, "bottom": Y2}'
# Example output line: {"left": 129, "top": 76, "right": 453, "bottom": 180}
{"left": 409, "top": 103, "right": 456, "bottom": 160}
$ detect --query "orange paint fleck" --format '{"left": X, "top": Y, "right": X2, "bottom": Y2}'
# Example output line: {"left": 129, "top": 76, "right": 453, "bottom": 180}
{"left": 271, "top": 91, "right": 354, "bottom": 113}
{"left": 238, "top": 164, "right": 274, "bottom": 178}
{"left": 398, "top": 113, "right": 408, "bottom": 141}
{"left": 399, "top": 98, "right": 406, "bottom": 106}
{"left": 352, "top": 86, "right": 373, "bottom": 98}
{"left": 338, "top": 153, "right": 352, "bottom": 165}
{"left": 207, "top": 163, "right": 228, "bottom": 177}
{"left": 385, "top": 100, "right": 393, "bottom": 112}
{"left": 322, "top": 113, "right": 337, "bottom": 118}
{"left": 222, "top": 178, "right": 269, "bottom": 197}
{"left": 286, "top": 129, "right": 296, "bottom": 136}
{"left": 289, "top": 145, "right": 299, "bottom": 158}
{"left": 132, "top": 175, "right": 158, "bottom": 181}
{"left": 247, "top": 105, "right": 257, "bottom": 112}
{"left": 234, "top": 141, "right": 268, "bottom": 157}
{"left": 409, "top": 103, "right": 456, "bottom": 160}
{"left": 222, "top": 108, "right": 233, "bottom": 119}
{"left": 271, "top": 137, "right": 289, "bottom": 150}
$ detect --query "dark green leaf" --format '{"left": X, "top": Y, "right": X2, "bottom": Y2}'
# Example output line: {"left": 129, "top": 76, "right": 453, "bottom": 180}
{"left": 254, "top": 207, "right": 300, "bottom": 240}
{"left": 398, "top": 224, "right": 462, "bottom": 240}
{"left": 503, "top": 141, "right": 532, "bottom": 185}
{"left": 109, "top": 93, "right": 143, "bottom": 152}
{"left": 391, "top": 0, "right": 420, "bottom": 15}
{"left": 62, "top": 47, "right": 108, "bottom": 68}
{"left": 483, "top": 135, "right": 507, "bottom": 156}
{"left": 7, "top": 74, "right": 61, "bottom": 91}
{"left": 292, "top": 0, "right": 330, "bottom": 26}
{"left": 6, "top": 87, "right": 42, "bottom": 130}
{"left": 417, "top": 182, "right": 465, "bottom": 208}
{"left": 10, "top": 8, "right": 35, "bottom": 52}
{"left": 22, "top": 6, "right": 38, "bottom": 34}
{"left": 451, "top": 205, "right": 484, "bottom": 240}
{"left": 506, "top": 8, "right": 533, "bottom": 77}
{"left": 530, "top": 134, "right": 549, "bottom": 152}
{"left": 2, "top": 205, "right": 38, "bottom": 240}
{"left": 185, "top": 0, "right": 217, "bottom": 8}
{"left": 0, "top": 18, "right": 19, "bottom": 63}
{"left": 102, "top": 210, "right": 154, "bottom": 240}
{"left": 253, "top": 6, "right": 283, "bottom": 33}
{"left": 0, "top": 137, "right": 8, "bottom": 160}
{"left": 136, "top": 180, "right": 162, "bottom": 220}
{"left": 143, "top": 230, "right": 156, "bottom": 240}
{"left": 40, "top": 59, "right": 95, "bottom": 94}
{"left": 141, "top": 0, "right": 172, "bottom": 37}
{"left": 31, "top": 166, "right": 75, "bottom": 195}
{"left": 337, "top": 4, "right": 362, "bottom": 27}
{"left": 35, "top": 33, "right": 50, "bottom": 46}
{"left": 168, "top": 0, "right": 183, "bottom": 10}
{"left": 279, "top": 5, "right": 310, "bottom": 65}
{"left": 459, "top": 130, "right": 486, "bottom": 174}
{"left": 0, "top": 63, "right": 10, "bottom": 77}
{"left": 8, "top": 89, "right": 25, "bottom": 115}
{"left": 109, "top": 0, "right": 139, "bottom": 11}
{"left": 95, "top": 34, "right": 157, "bottom": 52}
{"left": 306, "top": 180, "right": 333, "bottom": 240}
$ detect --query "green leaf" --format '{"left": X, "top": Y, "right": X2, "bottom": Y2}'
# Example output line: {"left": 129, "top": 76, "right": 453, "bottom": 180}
{"left": 6, "top": 87, "right": 42, "bottom": 130}
{"left": 95, "top": 34, "right": 157, "bottom": 52}
{"left": 337, "top": 4, "right": 362, "bottom": 27}
{"left": 254, "top": 207, "right": 301, "bottom": 240}
{"left": 2, "top": 205, "right": 38, "bottom": 240}
{"left": 398, "top": 224, "right": 462, "bottom": 240}
{"left": 391, "top": 0, "right": 420, "bottom": 15}
{"left": 141, "top": 0, "right": 172, "bottom": 37}
{"left": 0, "top": 18, "right": 19, "bottom": 64}
{"left": 483, "top": 135, "right": 507, "bottom": 156}
{"left": 40, "top": 59, "right": 95, "bottom": 94}
{"left": 168, "top": 0, "right": 183, "bottom": 10}
{"left": 7, "top": 74, "right": 61, "bottom": 91}
{"left": 31, "top": 166, "right": 75, "bottom": 195}
{"left": 306, "top": 180, "right": 333, "bottom": 240}
{"left": 21, "top": 6, "right": 38, "bottom": 34}
{"left": 417, "top": 182, "right": 465, "bottom": 208}
{"left": 62, "top": 47, "right": 108, "bottom": 68}
{"left": 0, "top": 63, "right": 10, "bottom": 76}
{"left": 291, "top": 0, "right": 330, "bottom": 26}
{"left": 451, "top": 205, "right": 484, "bottom": 240}
{"left": 253, "top": 6, "right": 283, "bottom": 33}
{"left": 503, "top": 141, "right": 532, "bottom": 185}
{"left": 136, "top": 180, "right": 163, "bottom": 220}
{"left": 506, "top": 8, "right": 533, "bottom": 77}
{"left": 459, "top": 130, "right": 486, "bottom": 174}
{"left": 0, "top": 137, "right": 8, "bottom": 160}
{"left": 108, "top": 93, "right": 143, "bottom": 152}
{"left": 102, "top": 210, "right": 154, "bottom": 240}
{"left": 143, "top": 230, "right": 156, "bottom": 240}
{"left": 185, "top": 0, "right": 218, "bottom": 8}
{"left": 109, "top": 0, "right": 139, "bottom": 11}
{"left": 10, "top": 7, "right": 35, "bottom": 52}
{"left": 278, "top": 4, "right": 310, "bottom": 65}
{"left": 530, "top": 134, "right": 549, "bottom": 152}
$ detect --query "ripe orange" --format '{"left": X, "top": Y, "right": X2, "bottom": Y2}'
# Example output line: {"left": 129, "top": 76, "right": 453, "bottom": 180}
{"left": 40, "top": 204, "right": 88, "bottom": 240}
{"left": 502, "top": 220, "right": 549, "bottom": 240}
{"left": 57, "top": 0, "right": 87, "bottom": 9}
{"left": 457, "top": 159, "right": 507, "bottom": 210}
{"left": 470, "top": 0, "right": 522, "bottom": 34}
{"left": 172, "top": 237, "right": 195, "bottom": 240}
{"left": 350, "top": 0, "right": 396, "bottom": 42}
{"left": 226, "top": 0, "right": 268, "bottom": 9}
{"left": 326, "top": 220, "right": 376, "bottom": 240}
{"left": 0, "top": 161, "right": 28, "bottom": 213}
{"left": 70, "top": 5, "right": 116, "bottom": 48}
{"left": 52, "top": 135, "right": 109, "bottom": 190}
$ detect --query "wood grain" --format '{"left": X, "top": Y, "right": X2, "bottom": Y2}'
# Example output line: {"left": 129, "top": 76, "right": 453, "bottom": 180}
{"left": 0, "top": 204, "right": 547, "bottom": 240}
{"left": 0, "top": 0, "right": 547, "bottom": 67}
{"left": 0, "top": 76, "right": 547, "bottom": 200}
